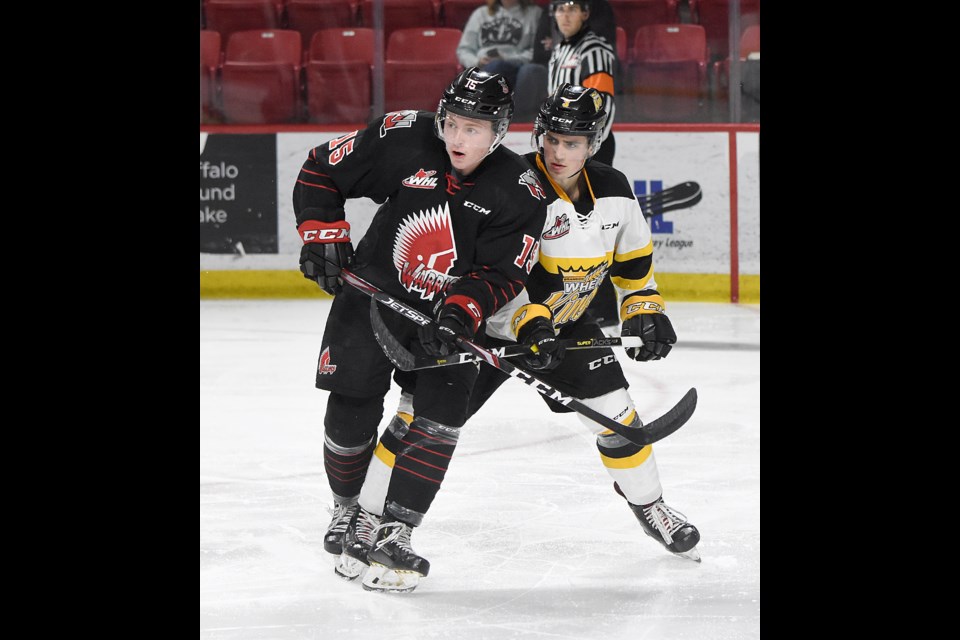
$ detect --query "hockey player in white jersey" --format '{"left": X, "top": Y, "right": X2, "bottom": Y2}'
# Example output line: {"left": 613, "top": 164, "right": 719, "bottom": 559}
{"left": 488, "top": 84, "right": 700, "bottom": 563}
{"left": 340, "top": 85, "right": 700, "bottom": 590}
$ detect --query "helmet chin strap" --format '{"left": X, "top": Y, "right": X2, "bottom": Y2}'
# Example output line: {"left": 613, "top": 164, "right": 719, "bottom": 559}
{"left": 565, "top": 158, "right": 588, "bottom": 181}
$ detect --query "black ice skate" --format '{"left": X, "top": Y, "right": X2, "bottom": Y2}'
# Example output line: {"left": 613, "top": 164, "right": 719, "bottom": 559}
{"left": 362, "top": 518, "right": 430, "bottom": 593}
{"left": 335, "top": 507, "right": 380, "bottom": 580}
{"left": 616, "top": 483, "right": 701, "bottom": 562}
{"left": 324, "top": 500, "right": 358, "bottom": 555}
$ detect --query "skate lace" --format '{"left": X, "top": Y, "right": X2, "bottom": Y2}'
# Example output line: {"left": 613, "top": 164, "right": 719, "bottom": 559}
{"left": 355, "top": 509, "right": 380, "bottom": 545}
{"left": 644, "top": 500, "right": 689, "bottom": 545}
{"left": 327, "top": 502, "right": 357, "bottom": 535}
{"left": 373, "top": 521, "right": 414, "bottom": 552}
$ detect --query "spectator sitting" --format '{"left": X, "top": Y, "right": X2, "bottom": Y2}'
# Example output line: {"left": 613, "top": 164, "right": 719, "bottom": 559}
{"left": 456, "top": 0, "right": 543, "bottom": 119}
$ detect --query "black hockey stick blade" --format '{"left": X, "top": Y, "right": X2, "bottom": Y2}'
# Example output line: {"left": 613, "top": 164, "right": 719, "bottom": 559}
{"left": 452, "top": 335, "right": 697, "bottom": 447}
{"left": 638, "top": 181, "right": 702, "bottom": 218}
{"left": 358, "top": 281, "right": 694, "bottom": 446}
{"left": 368, "top": 296, "right": 417, "bottom": 371}
{"left": 638, "top": 387, "right": 698, "bottom": 444}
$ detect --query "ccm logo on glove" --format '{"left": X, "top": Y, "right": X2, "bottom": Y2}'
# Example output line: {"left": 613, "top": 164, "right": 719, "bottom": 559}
{"left": 623, "top": 298, "right": 664, "bottom": 316}
{"left": 298, "top": 220, "right": 351, "bottom": 243}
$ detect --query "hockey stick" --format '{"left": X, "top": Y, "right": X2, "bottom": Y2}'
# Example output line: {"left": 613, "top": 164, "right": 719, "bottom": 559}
{"left": 388, "top": 334, "right": 758, "bottom": 370}
{"left": 338, "top": 268, "right": 696, "bottom": 447}
{"left": 637, "top": 181, "right": 702, "bottom": 217}
{"left": 384, "top": 335, "right": 645, "bottom": 371}
{"left": 365, "top": 295, "right": 696, "bottom": 447}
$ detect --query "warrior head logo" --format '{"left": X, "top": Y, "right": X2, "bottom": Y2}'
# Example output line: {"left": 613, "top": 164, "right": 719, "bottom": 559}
{"left": 380, "top": 110, "right": 418, "bottom": 138}
{"left": 393, "top": 203, "right": 460, "bottom": 300}
{"left": 519, "top": 169, "right": 546, "bottom": 200}
{"left": 318, "top": 347, "right": 337, "bottom": 374}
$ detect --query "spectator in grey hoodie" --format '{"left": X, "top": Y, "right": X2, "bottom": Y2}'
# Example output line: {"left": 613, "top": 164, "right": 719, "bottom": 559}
{"left": 456, "top": 0, "right": 543, "bottom": 119}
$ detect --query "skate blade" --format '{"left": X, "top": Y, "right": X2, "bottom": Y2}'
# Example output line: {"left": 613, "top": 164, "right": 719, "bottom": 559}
{"left": 673, "top": 547, "right": 702, "bottom": 563}
{"left": 361, "top": 563, "right": 422, "bottom": 593}
{"left": 334, "top": 553, "right": 367, "bottom": 581}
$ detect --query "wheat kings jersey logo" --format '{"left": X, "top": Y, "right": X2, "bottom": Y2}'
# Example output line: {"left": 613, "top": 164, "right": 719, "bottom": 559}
{"left": 393, "top": 203, "right": 461, "bottom": 300}
{"left": 543, "top": 263, "right": 609, "bottom": 324}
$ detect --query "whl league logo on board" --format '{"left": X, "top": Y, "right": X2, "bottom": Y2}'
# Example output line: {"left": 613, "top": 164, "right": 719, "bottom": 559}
{"left": 634, "top": 180, "right": 672, "bottom": 233}
{"left": 634, "top": 179, "right": 694, "bottom": 253}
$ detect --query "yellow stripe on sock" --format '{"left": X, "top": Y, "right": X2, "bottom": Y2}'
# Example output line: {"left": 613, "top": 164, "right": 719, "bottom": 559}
{"left": 600, "top": 445, "right": 653, "bottom": 469}
{"left": 373, "top": 443, "right": 396, "bottom": 468}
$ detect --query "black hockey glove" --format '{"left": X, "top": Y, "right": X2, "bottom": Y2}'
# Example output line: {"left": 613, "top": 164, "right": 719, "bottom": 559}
{"left": 419, "top": 303, "right": 477, "bottom": 357}
{"left": 517, "top": 316, "right": 563, "bottom": 371}
{"left": 620, "top": 291, "right": 677, "bottom": 362}
{"left": 298, "top": 220, "right": 354, "bottom": 295}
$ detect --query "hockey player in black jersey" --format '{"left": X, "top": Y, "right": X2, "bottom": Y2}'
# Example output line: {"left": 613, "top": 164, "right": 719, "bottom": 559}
{"left": 293, "top": 67, "right": 548, "bottom": 592}
{"left": 363, "top": 85, "right": 700, "bottom": 567}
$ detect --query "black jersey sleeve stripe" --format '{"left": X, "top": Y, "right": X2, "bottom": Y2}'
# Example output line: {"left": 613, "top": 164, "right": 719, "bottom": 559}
{"left": 295, "top": 179, "right": 339, "bottom": 192}
{"left": 610, "top": 255, "right": 653, "bottom": 281}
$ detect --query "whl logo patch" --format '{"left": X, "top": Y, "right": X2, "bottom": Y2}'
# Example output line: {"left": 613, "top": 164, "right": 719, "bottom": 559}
{"left": 543, "top": 213, "right": 570, "bottom": 239}
{"left": 318, "top": 348, "right": 337, "bottom": 374}
{"left": 402, "top": 169, "right": 439, "bottom": 189}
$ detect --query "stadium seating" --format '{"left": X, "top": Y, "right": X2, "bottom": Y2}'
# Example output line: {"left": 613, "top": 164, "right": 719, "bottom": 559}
{"left": 204, "top": 0, "right": 283, "bottom": 49}
{"left": 306, "top": 28, "right": 375, "bottom": 123}
{"left": 690, "top": 0, "right": 760, "bottom": 61}
{"left": 441, "top": 0, "right": 481, "bottom": 30}
{"left": 712, "top": 24, "right": 759, "bottom": 122}
{"left": 201, "top": 30, "right": 223, "bottom": 122}
{"left": 357, "top": 0, "right": 439, "bottom": 44}
{"left": 220, "top": 29, "right": 303, "bottom": 123}
{"left": 383, "top": 27, "right": 462, "bottom": 112}
{"left": 628, "top": 24, "right": 707, "bottom": 121}
{"left": 286, "top": 0, "right": 358, "bottom": 53}
{"left": 608, "top": 0, "right": 679, "bottom": 34}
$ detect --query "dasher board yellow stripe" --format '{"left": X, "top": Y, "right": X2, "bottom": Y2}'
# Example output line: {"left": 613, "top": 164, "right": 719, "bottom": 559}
{"left": 199, "top": 270, "right": 760, "bottom": 303}
{"left": 200, "top": 270, "right": 331, "bottom": 299}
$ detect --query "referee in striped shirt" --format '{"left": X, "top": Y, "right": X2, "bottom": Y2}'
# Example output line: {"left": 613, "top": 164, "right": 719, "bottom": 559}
{"left": 547, "top": 0, "right": 617, "bottom": 165}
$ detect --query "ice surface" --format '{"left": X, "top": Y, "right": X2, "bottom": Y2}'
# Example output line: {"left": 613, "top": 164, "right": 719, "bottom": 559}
{"left": 200, "top": 300, "right": 760, "bottom": 639}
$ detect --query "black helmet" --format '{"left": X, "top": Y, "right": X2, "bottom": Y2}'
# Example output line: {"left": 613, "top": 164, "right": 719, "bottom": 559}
{"left": 435, "top": 66, "right": 514, "bottom": 154}
{"left": 532, "top": 83, "right": 608, "bottom": 156}
{"left": 550, "top": 0, "right": 591, "bottom": 13}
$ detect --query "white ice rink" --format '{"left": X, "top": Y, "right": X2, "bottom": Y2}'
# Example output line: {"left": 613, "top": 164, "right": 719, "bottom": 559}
{"left": 200, "top": 299, "right": 760, "bottom": 639}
